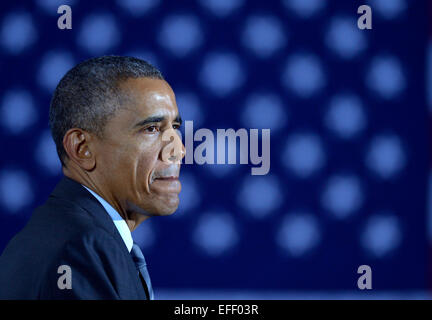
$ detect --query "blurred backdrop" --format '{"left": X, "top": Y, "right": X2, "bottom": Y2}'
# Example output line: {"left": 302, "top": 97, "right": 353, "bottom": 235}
{"left": 0, "top": 0, "right": 430, "bottom": 299}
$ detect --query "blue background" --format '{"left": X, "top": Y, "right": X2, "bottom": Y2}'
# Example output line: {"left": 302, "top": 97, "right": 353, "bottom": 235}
{"left": 0, "top": 0, "right": 429, "bottom": 298}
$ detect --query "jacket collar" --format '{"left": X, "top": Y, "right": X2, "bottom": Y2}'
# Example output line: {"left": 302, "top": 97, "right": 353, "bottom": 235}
{"left": 48, "top": 175, "right": 148, "bottom": 299}
{"left": 49, "top": 176, "right": 124, "bottom": 245}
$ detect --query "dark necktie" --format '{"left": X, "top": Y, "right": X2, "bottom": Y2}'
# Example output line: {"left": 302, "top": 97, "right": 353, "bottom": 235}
{"left": 131, "top": 243, "right": 154, "bottom": 300}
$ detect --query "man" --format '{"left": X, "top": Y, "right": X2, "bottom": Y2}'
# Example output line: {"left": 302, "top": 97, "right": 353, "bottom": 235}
{"left": 0, "top": 56, "right": 185, "bottom": 299}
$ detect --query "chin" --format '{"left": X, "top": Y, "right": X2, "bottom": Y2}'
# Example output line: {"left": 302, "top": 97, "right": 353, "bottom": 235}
{"left": 127, "top": 197, "right": 179, "bottom": 217}
{"left": 148, "top": 206, "right": 178, "bottom": 217}
{"left": 159, "top": 199, "right": 180, "bottom": 215}
{"left": 149, "top": 196, "right": 180, "bottom": 216}
{"left": 160, "top": 207, "right": 178, "bottom": 216}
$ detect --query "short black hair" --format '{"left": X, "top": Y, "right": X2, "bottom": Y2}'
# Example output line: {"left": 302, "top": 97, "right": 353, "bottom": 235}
{"left": 49, "top": 55, "right": 164, "bottom": 166}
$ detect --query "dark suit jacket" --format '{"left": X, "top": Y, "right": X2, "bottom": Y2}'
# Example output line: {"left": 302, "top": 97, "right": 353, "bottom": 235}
{"left": 0, "top": 176, "right": 148, "bottom": 300}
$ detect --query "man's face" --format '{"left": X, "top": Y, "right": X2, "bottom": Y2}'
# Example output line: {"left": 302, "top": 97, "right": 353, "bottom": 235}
{"left": 93, "top": 78, "right": 185, "bottom": 216}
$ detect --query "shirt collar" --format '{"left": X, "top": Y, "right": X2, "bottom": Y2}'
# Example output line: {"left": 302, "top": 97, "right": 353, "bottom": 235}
{"left": 81, "top": 185, "right": 133, "bottom": 253}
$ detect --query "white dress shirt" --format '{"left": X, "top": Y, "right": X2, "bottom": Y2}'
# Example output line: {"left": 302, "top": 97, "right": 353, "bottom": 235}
{"left": 82, "top": 185, "right": 133, "bottom": 253}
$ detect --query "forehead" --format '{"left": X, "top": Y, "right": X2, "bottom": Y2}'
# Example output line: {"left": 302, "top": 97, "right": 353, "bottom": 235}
{"left": 118, "top": 77, "right": 178, "bottom": 120}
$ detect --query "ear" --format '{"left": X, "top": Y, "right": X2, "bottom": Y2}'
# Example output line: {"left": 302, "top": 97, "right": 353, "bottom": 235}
{"left": 62, "top": 128, "right": 96, "bottom": 171}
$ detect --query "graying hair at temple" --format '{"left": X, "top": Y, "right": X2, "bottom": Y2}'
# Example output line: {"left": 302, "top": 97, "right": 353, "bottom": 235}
{"left": 49, "top": 55, "right": 164, "bottom": 166}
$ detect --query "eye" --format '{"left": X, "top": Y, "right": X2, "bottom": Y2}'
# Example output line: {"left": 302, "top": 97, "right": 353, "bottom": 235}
{"left": 172, "top": 124, "right": 181, "bottom": 130}
{"left": 144, "top": 125, "right": 159, "bottom": 133}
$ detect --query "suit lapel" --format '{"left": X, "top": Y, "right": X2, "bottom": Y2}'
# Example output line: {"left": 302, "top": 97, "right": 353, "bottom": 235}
{"left": 50, "top": 176, "right": 148, "bottom": 299}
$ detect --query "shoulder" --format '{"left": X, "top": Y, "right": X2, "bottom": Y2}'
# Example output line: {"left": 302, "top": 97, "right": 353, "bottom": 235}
{"left": 62, "top": 225, "right": 126, "bottom": 258}
{"left": 1, "top": 196, "right": 125, "bottom": 276}
{"left": 38, "top": 224, "right": 134, "bottom": 299}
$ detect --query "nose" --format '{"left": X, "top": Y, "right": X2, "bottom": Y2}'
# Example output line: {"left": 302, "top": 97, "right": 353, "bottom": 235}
{"left": 171, "top": 134, "right": 185, "bottom": 162}
{"left": 161, "top": 128, "right": 186, "bottom": 164}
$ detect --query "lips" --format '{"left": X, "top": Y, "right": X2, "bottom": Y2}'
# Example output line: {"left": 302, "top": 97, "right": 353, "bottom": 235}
{"left": 150, "top": 176, "right": 181, "bottom": 194}
{"left": 154, "top": 176, "right": 178, "bottom": 181}
{"left": 149, "top": 164, "right": 181, "bottom": 194}
{"left": 150, "top": 164, "right": 180, "bottom": 184}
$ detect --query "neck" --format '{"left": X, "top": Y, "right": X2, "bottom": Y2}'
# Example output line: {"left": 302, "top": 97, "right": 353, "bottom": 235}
{"left": 63, "top": 166, "right": 149, "bottom": 232}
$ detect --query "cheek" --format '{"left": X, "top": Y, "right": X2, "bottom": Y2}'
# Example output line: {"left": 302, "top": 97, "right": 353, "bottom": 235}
{"left": 102, "top": 136, "right": 163, "bottom": 200}
{"left": 103, "top": 145, "right": 137, "bottom": 176}
{"left": 136, "top": 141, "right": 161, "bottom": 183}
{"left": 98, "top": 140, "right": 152, "bottom": 185}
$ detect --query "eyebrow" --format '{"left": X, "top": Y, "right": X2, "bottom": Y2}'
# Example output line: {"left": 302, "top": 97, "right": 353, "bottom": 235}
{"left": 133, "top": 114, "right": 182, "bottom": 128}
